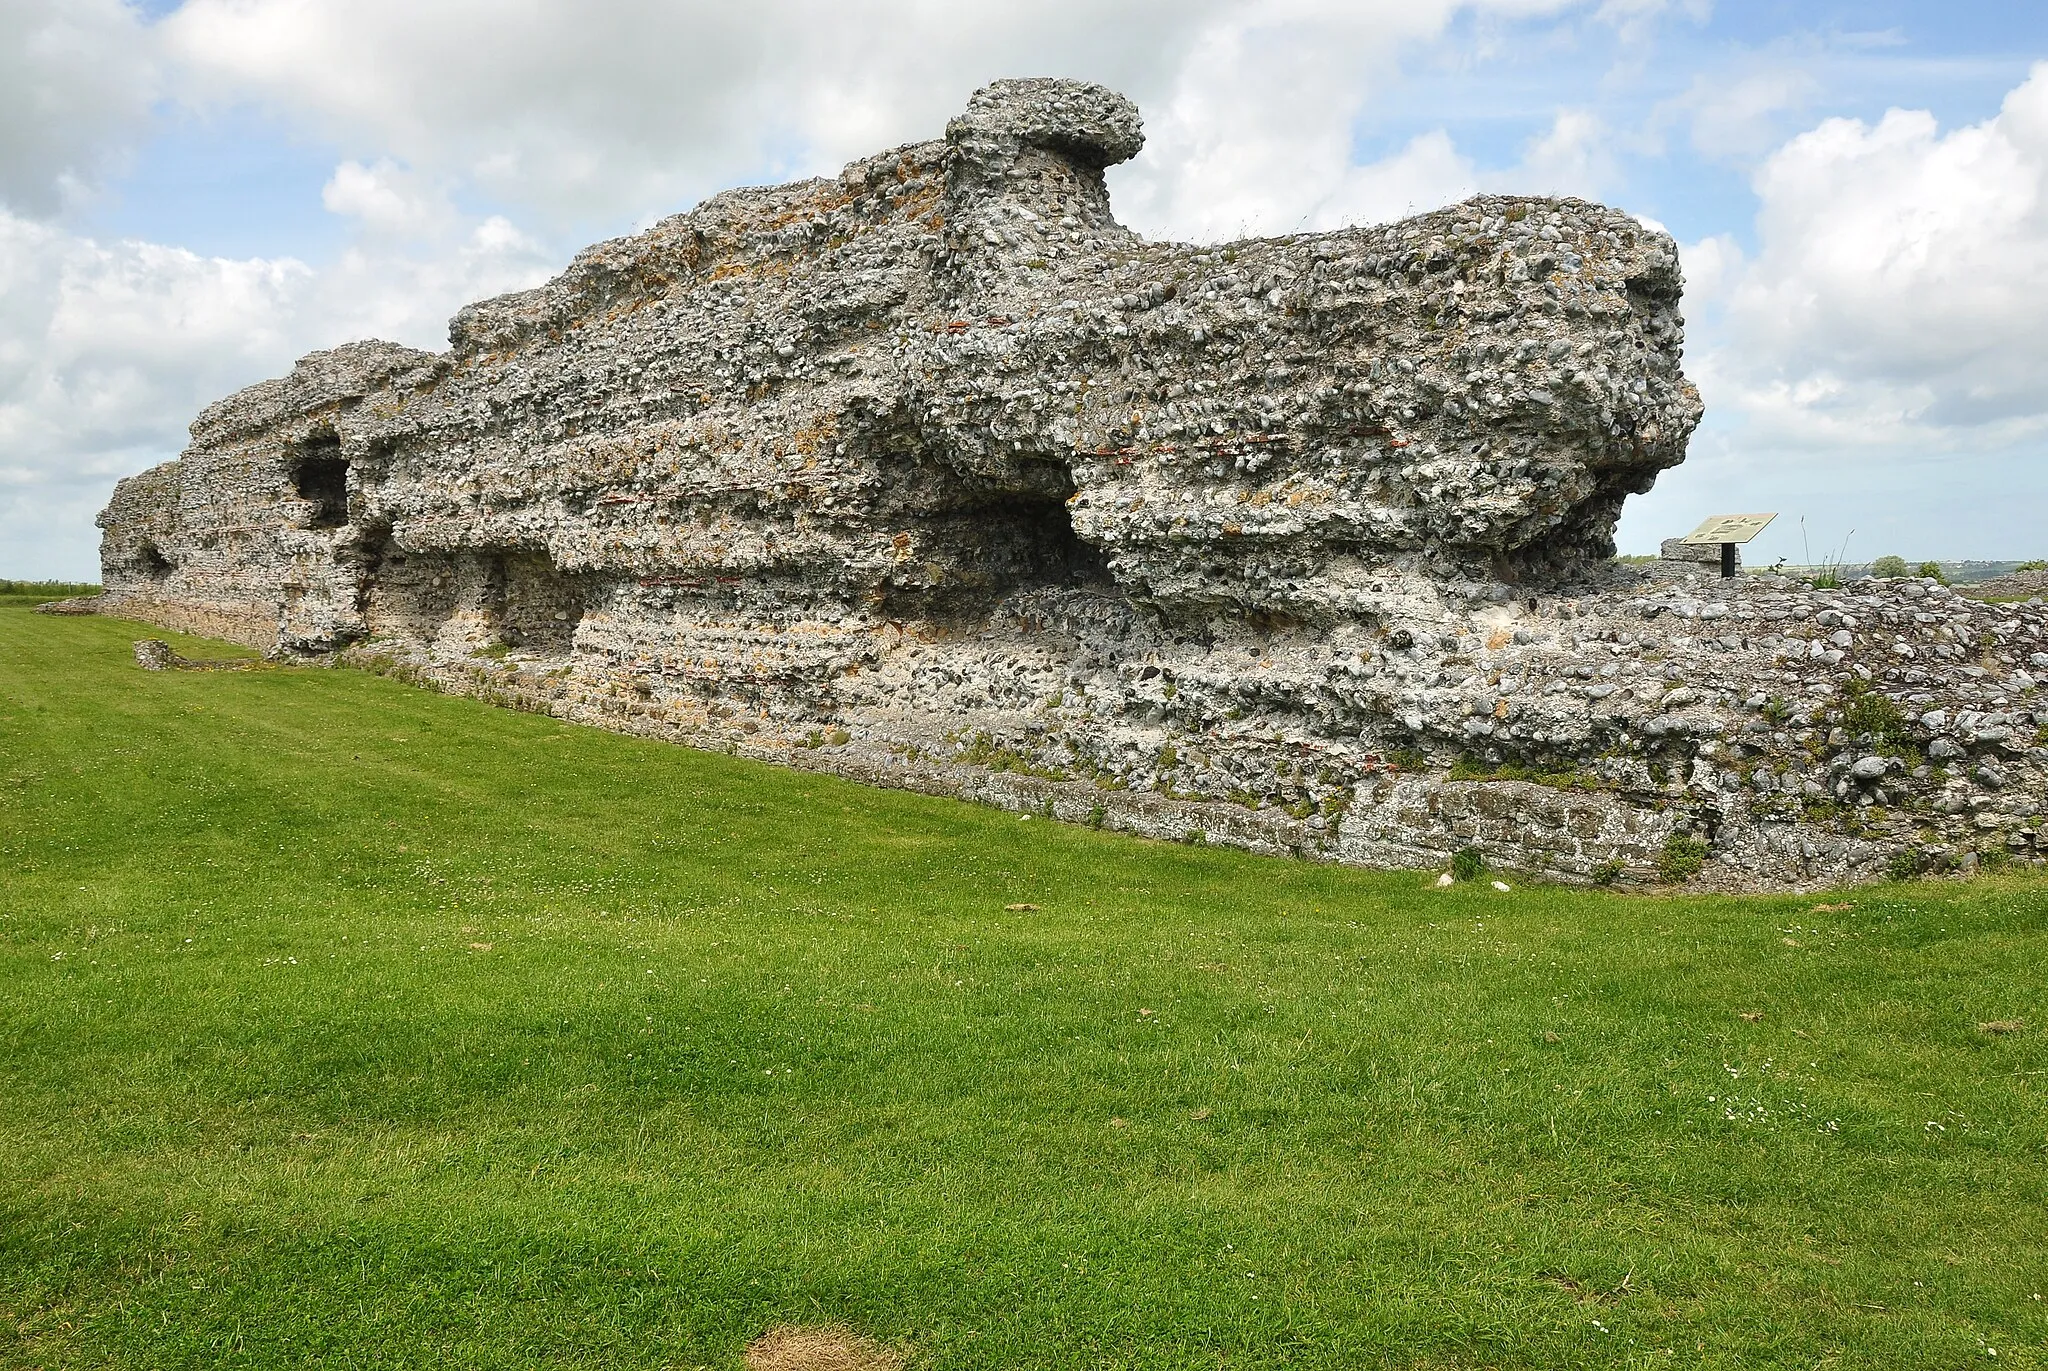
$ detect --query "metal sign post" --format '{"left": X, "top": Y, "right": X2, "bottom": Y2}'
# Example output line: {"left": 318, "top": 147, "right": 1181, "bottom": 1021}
{"left": 1680, "top": 513, "right": 1778, "bottom": 578}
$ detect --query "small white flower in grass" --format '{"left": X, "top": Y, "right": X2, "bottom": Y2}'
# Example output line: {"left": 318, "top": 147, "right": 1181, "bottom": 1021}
{"left": 1434, "top": 872, "right": 1454, "bottom": 888}
{"left": 1491, "top": 880, "right": 1511, "bottom": 892}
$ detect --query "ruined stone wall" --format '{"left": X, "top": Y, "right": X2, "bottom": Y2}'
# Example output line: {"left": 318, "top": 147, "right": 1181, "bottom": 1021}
{"left": 99, "top": 341, "right": 437, "bottom": 649}
{"left": 97, "top": 79, "right": 2048, "bottom": 890}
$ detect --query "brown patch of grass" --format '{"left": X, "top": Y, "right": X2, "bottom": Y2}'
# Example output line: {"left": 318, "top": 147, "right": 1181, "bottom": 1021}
{"left": 1978, "top": 1020, "right": 2027, "bottom": 1036}
{"left": 1542, "top": 1269, "right": 1637, "bottom": 1304}
{"left": 745, "top": 1325, "right": 904, "bottom": 1371}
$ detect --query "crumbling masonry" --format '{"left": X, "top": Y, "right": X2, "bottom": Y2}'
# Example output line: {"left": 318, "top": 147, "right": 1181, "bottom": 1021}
{"left": 96, "top": 79, "right": 2048, "bottom": 889}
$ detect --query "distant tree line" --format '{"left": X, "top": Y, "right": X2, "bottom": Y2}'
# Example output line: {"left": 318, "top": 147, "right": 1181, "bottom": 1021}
{"left": 1867, "top": 556, "right": 1946, "bottom": 582}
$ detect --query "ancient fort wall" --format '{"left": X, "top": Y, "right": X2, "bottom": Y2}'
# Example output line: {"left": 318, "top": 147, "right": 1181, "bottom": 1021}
{"left": 97, "top": 79, "right": 2048, "bottom": 889}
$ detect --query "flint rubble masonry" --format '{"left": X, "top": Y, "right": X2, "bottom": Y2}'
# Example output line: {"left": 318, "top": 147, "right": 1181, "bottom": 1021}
{"left": 94, "top": 79, "right": 2048, "bottom": 891}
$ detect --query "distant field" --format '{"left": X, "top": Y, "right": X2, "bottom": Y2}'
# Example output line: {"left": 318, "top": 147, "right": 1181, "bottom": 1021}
{"left": 1612, "top": 557, "right": 2042, "bottom": 584}
{"left": 3, "top": 597, "right": 2045, "bottom": 1369}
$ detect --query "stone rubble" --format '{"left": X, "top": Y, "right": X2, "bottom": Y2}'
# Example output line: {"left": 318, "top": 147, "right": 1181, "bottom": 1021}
{"left": 1961, "top": 569, "right": 2048, "bottom": 603}
{"left": 129, "top": 638, "right": 255, "bottom": 672}
{"left": 92, "top": 78, "right": 2048, "bottom": 890}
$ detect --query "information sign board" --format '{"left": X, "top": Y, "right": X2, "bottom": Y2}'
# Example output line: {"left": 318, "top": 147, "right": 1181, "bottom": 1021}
{"left": 1679, "top": 513, "right": 1777, "bottom": 546}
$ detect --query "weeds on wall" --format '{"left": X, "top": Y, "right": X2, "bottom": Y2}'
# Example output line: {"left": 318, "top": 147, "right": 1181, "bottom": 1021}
{"left": 1659, "top": 832, "right": 1708, "bottom": 884}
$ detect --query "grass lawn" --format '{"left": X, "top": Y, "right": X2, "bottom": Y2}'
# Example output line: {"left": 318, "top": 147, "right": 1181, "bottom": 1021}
{"left": 2, "top": 594, "right": 2045, "bottom": 1369}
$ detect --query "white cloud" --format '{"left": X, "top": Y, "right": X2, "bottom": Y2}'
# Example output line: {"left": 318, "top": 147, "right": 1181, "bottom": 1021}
{"left": 1312, "top": 131, "right": 1481, "bottom": 231}
{"left": 0, "top": 216, "right": 306, "bottom": 470}
{"left": 1109, "top": 0, "right": 1624, "bottom": 240}
{"left": 1676, "top": 230, "right": 1742, "bottom": 301}
{"left": 0, "top": 0, "right": 156, "bottom": 215}
{"left": 0, "top": 208, "right": 556, "bottom": 577}
{"left": 0, "top": 213, "right": 307, "bottom": 575}
{"left": 159, "top": 0, "right": 1242, "bottom": 230}
{"left": 1593, "top": 0, "right": 1692, "bottom": 46}
{"left": 1502, "top": 107, "right": 1615, "bottom": 198}
{"left": 1690, "top": 62, "right": 2048, "bottom": 449}
{"left": 1680, "top": 63, "right": 1819, "bottom": 161}
{"left": 1111, "top": 1, "right": 1483, "bottom": 239}
{"left": 1286, "top": 106, "right": 1623, "bottom": 237}
{"left": 321, "top": 159, "right": 456, "bottom": 238}
{"left": 152, "top": 0, "right": 1625, "bottom": 243}
{"left": 1620, "top": 63, "right": 2048, "bottom": 564}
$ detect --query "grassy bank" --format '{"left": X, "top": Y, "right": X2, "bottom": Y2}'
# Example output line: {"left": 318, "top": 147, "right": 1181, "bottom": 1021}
{"left": 2, "top": 598, "right": 2044, "bottom": 1368}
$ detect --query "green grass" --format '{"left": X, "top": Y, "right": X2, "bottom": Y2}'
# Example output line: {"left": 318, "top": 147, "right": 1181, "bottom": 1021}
{"left": 3, "top": 595, "right": 2046, "bottom": 1369}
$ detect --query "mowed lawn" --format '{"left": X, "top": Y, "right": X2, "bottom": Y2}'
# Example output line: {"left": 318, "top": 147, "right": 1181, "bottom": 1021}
{"left": 2, "top": 597, "right": 2045, "bottom": 1370}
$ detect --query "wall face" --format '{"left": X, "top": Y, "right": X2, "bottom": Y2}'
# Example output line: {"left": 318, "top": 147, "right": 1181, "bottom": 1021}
{"left": 98, "top": 79, "right": 2048, "bottom": 890}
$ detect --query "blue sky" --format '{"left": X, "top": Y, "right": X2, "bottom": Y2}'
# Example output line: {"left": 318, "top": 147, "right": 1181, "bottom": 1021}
{"left": 4, "top": 0, "right": 2046, "bottom": 577}
{"left": 1371, "top": 2, "right": 2048, "bottom": 240}
{"left": 85, "top": 2, "right": 2048, "bottom": 259}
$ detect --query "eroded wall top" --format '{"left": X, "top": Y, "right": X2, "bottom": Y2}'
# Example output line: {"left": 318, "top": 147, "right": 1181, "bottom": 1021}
{"left": 102, "top": 77, "right": 1701, "bottom": 643}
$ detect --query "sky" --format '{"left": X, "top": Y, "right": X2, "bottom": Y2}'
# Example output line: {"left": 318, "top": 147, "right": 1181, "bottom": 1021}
{"left": 4, "top": 0, "right": 2047, "bottom": 579}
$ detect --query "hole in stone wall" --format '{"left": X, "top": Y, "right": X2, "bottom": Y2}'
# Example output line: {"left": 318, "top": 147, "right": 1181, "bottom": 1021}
{"left": 988, "top": 490, "right": 1113, "bottom": 588}
{"left": 362, "top": 546, "right": 589, "bottom": 656}
{"left": 1497, "top": 487, "right": 1627, "bottom": 583}
{"left": 882, "top": 489, "right": 1112, "bottom": 621}
{"left": 347, "top": 521, "right": 392, "bottom": 616}
{"left": 138, "top": 541, "right": 173, "bottom": 581}
{"left": 289, "top": 433, "right": 350, "bottom": 529}
{"left": 493, "top": 551, "right": 587, "bottom": 654}
{"left": 1244, "top": 605, "right": 1307, "bottom": 634}
{"left": 350, "top": 519, "right": 391, "bottom": 570}
{"left": 850, "top": 401, "right": 1117, "bottom": 620}
{"left": 364, "top": 549, "right": 460, "bottom": 643}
